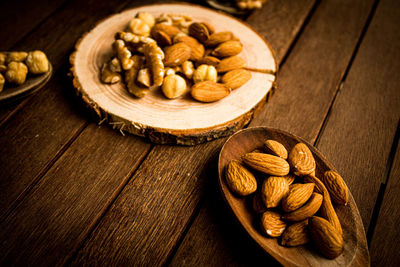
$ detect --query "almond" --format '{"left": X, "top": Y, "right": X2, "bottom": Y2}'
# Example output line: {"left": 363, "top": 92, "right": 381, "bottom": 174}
{"left": 173, "top": 35, "right": 205, "bottom": 61}
{"left": 151, "top": 23, "right": 181, "bottom": 38}
{"left": 152, "top": 30, "right": 172, "bottom": 47}
{"left": 242, "top": 152, "right": 290, "bottom": 176}
{"left": 322, "top": 170, "right": 349, "bottom": 205}
{"left": 191, "top": 81, "right": 230, "bottom": 102}
{"left": 212, "top": 40, "right": 243, "bottom": 57}
{"left": 216, "top": 55, "right": 246, "bottom": 73}
{"left": 202, "top": 21, "right": 215, "bottom": 34}
{"left": 264, "top": 140, "right": 288, "bottom": 159}
{"left": 281, "top": 183, "right": 315, "bottom": 212}
{"left": 225, "top": 160, "right": 257, "bottom": 196}
{"left": 163, "top": 42, "right": 191, "bottom": 67}
{"left": 280, "top": 220, "right": 309, "bottom": 247}
{"left": 196, "top": 56, "right": 220, "bottom": 67}
{"left": 260, "top": 211, "right": 287, "bottom": 237}
{"left": 189, "top": 22, "right": 209, "bottom": 43}
{"left": 205, "top": 31, "right": 234, "bottom": 47}
{"left": 261, "top": 176, "right": 289, "bottom": 208}
{"left": 282, "top": 192, "right": 323, "bottom": 221}
{"left": 221, "top": 69, "right": 251, "bottom": 90}
{"left": 309, "top": 216, "right": 344, "bottom": 259}
{"left": 288, "top": 143, "right": 316, "bottom": 176}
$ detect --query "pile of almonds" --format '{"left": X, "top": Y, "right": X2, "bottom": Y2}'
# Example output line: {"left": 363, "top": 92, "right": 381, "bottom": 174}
{"left": 100, "top": 12, "right": 253, "bottom": 102}
{"left": 225, "top": 140, "right": 349, "bottom": 259}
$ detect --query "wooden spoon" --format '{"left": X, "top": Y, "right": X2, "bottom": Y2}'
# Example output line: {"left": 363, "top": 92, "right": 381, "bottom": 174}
{"left": 218, "top": 127, "right": 369, "bottom": 266}
{"left": 0, "top": 62, "right": 52, "bottom": 105}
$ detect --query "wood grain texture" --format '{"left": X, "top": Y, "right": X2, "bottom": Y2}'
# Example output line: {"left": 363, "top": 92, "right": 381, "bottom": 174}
{"left": 71, "top": 140, "right": 223, "bottom": 266}
{"left": 70, "top": 0, "right": 315, "bottom": 265}
{"left": 71, "top": 4, "right": 276, "bottom": 145}
{"left": 0, "top": 0, "right": 68, "bottom": 50}
{"left": 370, "top": 138, "right": 400, "bottom": 266}
{"left": 217, "top": 127, "right": 368, "bottom": 266}
{"left": 0, "top": 124, "right": 150, "bottom": 266}
{"left": 246, "top": 0, "right": 314, "bottom": 64}
{"left": 170, "top": 0, "right": 376, "bottom": 265}
{"left": 315, "top": 0, "right": 400, "bottom": 232}
{"left": 249, "top": 0, "right": 375, "bottom": 142}
{"left": 0, "top": 0, "right": 138, "bottom": 221}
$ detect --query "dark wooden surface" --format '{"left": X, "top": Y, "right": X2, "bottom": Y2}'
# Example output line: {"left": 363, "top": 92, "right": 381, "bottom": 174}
{"left": 0, "top": 0, "right": 399, "bottom": 266}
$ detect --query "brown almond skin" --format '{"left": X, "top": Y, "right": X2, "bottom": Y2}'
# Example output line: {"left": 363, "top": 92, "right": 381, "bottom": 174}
{"left": 221, "top": 69, "right": 251, "bottom": 90}
{"left": 280, "top": 220, "right": 310, "bottom": 247}
{"left": 288, "top": 143, "right": 316, "bottom": 176}
{"left": 151, "top": 23, "right": 181, "bottom": 38}
{"left": 163, "top": 42, "right": 191, "bottom": 67}
{"left": 242, "top": 152, "right": 290, "bottom": 176}
{"left": 189, "top": 22, "right": 209, "bottom": 43}
{"left": 212, "top": 40, "right": 243, "bottom": 57}
{"left": 281, "top": 183, "right": 315, "bottom": 212}
{"left": 196, "top": 56, "right": 220, "bottom": 67}
{"left": 225, "top": 160, "right": 257, "bottom": 196}
{"left": 282, "top": 192, "right": 323, "bottom": 221}
{"left": 205, "top": 31, "right": 234, "bottom": 47}
{"left": 260, "top": 211, "right": 287, "bottom": 237}
{"left": 322, "top": 170, "right": 349, "bottom": 205}
{"left": 264, "top": 140, "right": 288, "bottom": 159}
{"left": 309, "top": 216, "right": 344, "bottom": 259}
{"left": 261, "top": 176, "right": 289, "bottom": 208}
{"left": 216, "top": 55, "right": 246, "bottom": 73}
{"left": 191, "top": 81, "right": 230, "bottom": 102}
{"left": 173, "top": 35, "right": 205, "bottom": 61}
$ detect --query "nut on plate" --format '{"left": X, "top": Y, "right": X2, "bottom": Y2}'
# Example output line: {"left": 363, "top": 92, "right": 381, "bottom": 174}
{"left": 0, "top": 73, "right": 5, "bottom": 92}
{"left": 242, "top": 152, "right": 290, "bottom": 176}
{"left": 280, "top": 219, "right": 310, "bottom": 247}
{"left": 193, "top": 64, "right": 217, "bottom": 83}
{"left": 162, "top": 74, "right": 187, "bottom": 99}
{"left": 260, "top": 211, "right": 287, "bottom": 237}
{"left": 26, "top": 50, "right": 49, "bottom": 74}
{"left": 191, "top": 81, "right": 230, "bottom": 102}
{"left": 225, "top": 160, "right": 257, "bottom": 196}
{"left": 221, "top": 68, "right": 251, "bottom": 90}
{"left": 281, "top": 183, "right": 315, "bottom": 212}
{"left": 309, "top": 216, "right": 344, "bottom": 259}
{"left": 5, "top": 61, "right": 28, "bottom": 85}
{"left": 322, "top": 170, "right": 349, "bottom": 205}
{"left": 261, "top": 176, "right": 289, "bottom": 208}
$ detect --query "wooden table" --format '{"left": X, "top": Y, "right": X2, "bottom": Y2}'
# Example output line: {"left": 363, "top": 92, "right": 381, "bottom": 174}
{"left": 0, "top": 0, "right": 399, "bottom": 265}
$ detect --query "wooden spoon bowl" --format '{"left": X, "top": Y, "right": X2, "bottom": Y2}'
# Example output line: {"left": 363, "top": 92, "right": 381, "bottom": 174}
{"left": 218, "top": 127, "right": 369, "bottom": 266}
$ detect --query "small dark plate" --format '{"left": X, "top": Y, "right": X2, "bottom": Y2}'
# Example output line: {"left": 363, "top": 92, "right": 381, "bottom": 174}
{"left": 0, "top": 63, "right": 52, "bottom": 105}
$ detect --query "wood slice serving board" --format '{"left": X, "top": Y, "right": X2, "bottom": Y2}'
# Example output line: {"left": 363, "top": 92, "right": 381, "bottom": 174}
{"left": 70, "top": 3, "right": 277, "bottom": 145}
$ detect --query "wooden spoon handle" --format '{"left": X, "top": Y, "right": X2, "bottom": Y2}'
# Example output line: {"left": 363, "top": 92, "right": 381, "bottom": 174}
{"left": 305, "top": 174, "right": 343, "bottom": 236}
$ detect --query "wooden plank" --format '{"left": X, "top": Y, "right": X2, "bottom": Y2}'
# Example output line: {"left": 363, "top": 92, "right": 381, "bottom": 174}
{"left": 70, "top": 0, "right": 316, "bottom": 265}
{"left": 170, "top": 0, "right": 376, "bottom": 265}
{"left": 0, "top": 0, "right": 134, "bottom": 220}
{"left": 370, "top": 137, "right": 400, "bottom": 265}
{"left": 0, "top": 123, "right": 151, "bottom": 266}
{"left": 71, "top": 141, "right": 223, "bottom": 266}
{"left": 315, "top": 0, "right": 400, "bottom": 232}
{"left": 0, "top": 0, "right": 69, "bottom": 50}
